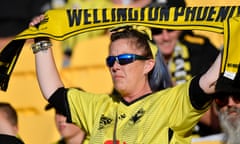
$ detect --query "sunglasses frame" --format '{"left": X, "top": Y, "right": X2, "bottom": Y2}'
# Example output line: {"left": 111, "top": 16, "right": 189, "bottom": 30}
{"left": 151, "top": 28, "right": 175, "bottom": 35}
{"left": 106, "top": 53, "right": 150, "bottom": 67}
{"left": 214, "top": 94, "right": 240, "bottom": 108}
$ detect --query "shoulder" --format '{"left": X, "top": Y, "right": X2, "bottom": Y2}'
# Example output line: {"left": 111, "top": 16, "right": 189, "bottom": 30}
{"left": 180, "top": 31, "right": 214, "bottom": 47}
{"left": 180, "top": 32, "right": 219, "bottom": 55}
{"left": 183, "top": 35, "right": 207, "bottom": 45}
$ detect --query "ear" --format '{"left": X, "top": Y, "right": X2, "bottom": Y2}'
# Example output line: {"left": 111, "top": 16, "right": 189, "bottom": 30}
{"left": 144, "top": 59, "right": 155, "bottom": 74}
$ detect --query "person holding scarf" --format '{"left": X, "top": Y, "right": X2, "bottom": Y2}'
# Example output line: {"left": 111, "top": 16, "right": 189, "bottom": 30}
{"left": 29, "top": 13, "right": 225, "bottom": 143}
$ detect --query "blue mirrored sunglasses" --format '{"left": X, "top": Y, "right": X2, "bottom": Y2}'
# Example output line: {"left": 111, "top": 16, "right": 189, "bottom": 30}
{"left": 106, "top": 54, "right": 150, "bottom": 67}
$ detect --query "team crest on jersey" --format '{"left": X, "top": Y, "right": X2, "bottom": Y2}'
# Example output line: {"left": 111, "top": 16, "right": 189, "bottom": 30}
{"left": 130, "top": 108, "right": 145, "bottom": 124}
{"left": 98, "top": 114, "right": 113, "bottom": 130}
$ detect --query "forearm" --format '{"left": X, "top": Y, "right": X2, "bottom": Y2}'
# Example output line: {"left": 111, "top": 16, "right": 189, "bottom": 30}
{"left": 35, "top": 46, "right": 64, "bottom": 100}
{"left": 29, "top": 15, "right": 64, "bottom": 100}
{"left": 199, "top": 53, "right": 221, "bottom": 94}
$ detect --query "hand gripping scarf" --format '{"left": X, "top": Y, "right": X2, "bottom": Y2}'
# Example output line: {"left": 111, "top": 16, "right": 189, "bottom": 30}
{"left": 1, "top": 6, "right": 240, "bottom": 91}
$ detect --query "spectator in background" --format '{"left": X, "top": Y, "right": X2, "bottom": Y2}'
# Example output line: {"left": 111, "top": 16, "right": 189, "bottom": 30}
{"left": 148, "top": 0, "right": 221, "bottom": 137}
{"left": 0, "top": 0, "right": 51, "bottom": 49}
{"left": 215, "top": 91, "right": 240, "bottom": 144}
{"left": 45, "top": 103, "right": 85, "bottom": 144}
{"left": 0, "top": 102, "right": 24, "bottom": 144}
{"left": 192, "top": 84, "right": 240, "bottom": 144}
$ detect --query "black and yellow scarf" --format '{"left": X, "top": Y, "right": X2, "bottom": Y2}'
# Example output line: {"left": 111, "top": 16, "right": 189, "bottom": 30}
{"left": 169, "top": 42, "right": 191, "bottom": 85}
{"left": 1, "top": 6, "right": 240, "bottom": 91}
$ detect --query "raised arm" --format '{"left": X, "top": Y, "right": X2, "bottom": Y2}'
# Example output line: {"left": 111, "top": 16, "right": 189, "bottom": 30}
{"left": 199, "top": 53, "right": 221, "bottom": 94}
{"left": 30, "top": 15, "right": 64, "bottom": 100}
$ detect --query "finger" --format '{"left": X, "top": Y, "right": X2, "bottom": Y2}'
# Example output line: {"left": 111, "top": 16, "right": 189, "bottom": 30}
{"left": 29, "top": 14, "right": 45, "bottom": 26}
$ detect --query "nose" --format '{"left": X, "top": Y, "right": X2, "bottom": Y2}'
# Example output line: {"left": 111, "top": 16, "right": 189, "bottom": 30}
{"left": 112, "top": 61, "right": 120, "bottom": 68}
{"left": 111, "top": 60, "right": 121, "bottom": 72}
{"left": 161, "top": 30, "right": 171, "bottom": 40}
{"left": 56, "top": 113, "right": 66, "bottom": 122}
{"left": 228, "top": 97, "right": 237, "bottom": 106}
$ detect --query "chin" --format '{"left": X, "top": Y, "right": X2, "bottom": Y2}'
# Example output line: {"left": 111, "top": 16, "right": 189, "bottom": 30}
{"left": 161, "top": 49, "right": 174, "bottom": 56}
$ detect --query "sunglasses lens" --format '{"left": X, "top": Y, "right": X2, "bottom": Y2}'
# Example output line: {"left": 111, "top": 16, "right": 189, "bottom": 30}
{"left": 151, "top": 28, "right": 163, "bottom": 35}
{"left": 151, "top": 28, "right": 175, "bottom": 35}
{"left": 106, "top": 54, "right": 148, "bottom": 67}
{"left": 106, "top": 56, "right": 115, "bottom": 67}
{"left": 215, "top": 93, "right": 240, "bottom": 107}
{"left": 167, "top": 29, "right": 174, "bottom": 32}
{"left": 118, "top": 54, "right": 134, "bottom": 65}
{"left": 215, "top": 96, "right": 228, "bottom": 108}
{"left": 232, "top": 95, "right": 240, "bottom": 103}
{"left": 106, "top": 54, "right": 135, "bottom": 67}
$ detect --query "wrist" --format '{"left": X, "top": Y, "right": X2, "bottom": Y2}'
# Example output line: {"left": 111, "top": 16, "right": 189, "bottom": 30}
{"left": 31, "top": 39, "right": 52, "bottom": 54}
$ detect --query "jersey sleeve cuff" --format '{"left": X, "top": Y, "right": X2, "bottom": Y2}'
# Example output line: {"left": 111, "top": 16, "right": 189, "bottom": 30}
{"left": 48, "top": 87, "right": 73, "bottom": 123}
{"left": 189, "top": 74, "right": 213, "bottom": 110}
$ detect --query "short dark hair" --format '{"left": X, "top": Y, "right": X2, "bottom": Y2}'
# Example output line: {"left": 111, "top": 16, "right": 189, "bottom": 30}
{"left": 110, "top": 27, "right": 153, "bottom": 59}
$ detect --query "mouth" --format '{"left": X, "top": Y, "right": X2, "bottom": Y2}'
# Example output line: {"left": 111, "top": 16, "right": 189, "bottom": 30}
{"left": 113, "top": 74, "right": 124, "bottom": 80}
{"left": 228, "top": 111, "right": 238, "bottom": 116}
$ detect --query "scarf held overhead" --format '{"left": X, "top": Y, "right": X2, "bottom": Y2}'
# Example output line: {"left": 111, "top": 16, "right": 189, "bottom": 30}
{"left": 16, "top": 6, "right": 240, "bottom": 40}
{"left": 1, "top": 6, "right": 240, "bottom": 91}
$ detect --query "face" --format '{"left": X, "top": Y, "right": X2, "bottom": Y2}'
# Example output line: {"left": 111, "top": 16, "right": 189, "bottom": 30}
{"left": 152, "top": 29, "right": 182, "bottom": 58}
{"left": 217, "top": 95, "right": 240, "bottom": 123}
{"left": 216, "top": 94, "right": 240, "bottom": 143}
{"left": 55, "top": 113, "right": 82, "bottom": 139}
{"left": 108, "top": 38, "right": 152, "bottom": 96}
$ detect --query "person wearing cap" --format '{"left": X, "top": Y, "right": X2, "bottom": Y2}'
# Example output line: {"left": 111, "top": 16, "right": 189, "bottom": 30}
{"left": 45, "top": 102, "right": 85, "bottom": 144}
{"left": 29, "top": 11, "right": 226, "bottom": 143}
{"left": 214, "top": 91, "right": 240, "bottom": 144}
{"left": 192, "top": 85, "right": 240, "bottom": 144}
{"left": 147, "top": 0, "right": 221, "bottom": 137}
{"left": 213, "top": 77, "right": 240, "bottom": 144}
{"left": 0, "top": 102, "right": 25, "bottom": 144}
{"left": 193, "top": 91, "right": 240, "bottom": 144}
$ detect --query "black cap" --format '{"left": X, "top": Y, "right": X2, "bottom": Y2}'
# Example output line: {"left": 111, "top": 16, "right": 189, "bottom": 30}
{"left": 44, "top": 103, "right": 54, "bottom": 111}
{"left": 216, "top": 73, "right": 240, "bottom": 94}
{"left": 44, "top": 103, "right": 61, "bottom": 114}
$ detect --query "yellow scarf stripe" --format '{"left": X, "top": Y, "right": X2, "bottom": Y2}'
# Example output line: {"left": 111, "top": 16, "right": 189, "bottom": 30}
{"left": 221, "top": 17, "right": 240, "bottom": 80}
{"left": 16, "top": 6, "right": 240, "bottom": 40}
{"left": 1, "top": 6, "right": 240, "bottom": 92}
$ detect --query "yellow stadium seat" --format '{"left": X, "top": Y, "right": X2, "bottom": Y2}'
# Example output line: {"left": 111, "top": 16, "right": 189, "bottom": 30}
{"left": 61, "top": 34, "right": 113, "bottom": 93}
